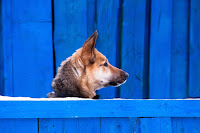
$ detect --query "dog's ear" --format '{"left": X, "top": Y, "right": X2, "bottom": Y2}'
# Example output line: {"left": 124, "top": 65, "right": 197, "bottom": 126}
{"left": 81, "top": 30, "right": 98, "bottom": 65}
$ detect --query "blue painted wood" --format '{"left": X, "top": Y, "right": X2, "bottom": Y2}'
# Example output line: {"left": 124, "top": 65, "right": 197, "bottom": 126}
{"left": 120, "top": 1, "right": 150, "bottom": 131}
{"left": 100, "top": 118, "right": 130, "bottom": 133}
{"left": 0, "top": 0, "right": 4, "bottom": 95}
{"left": 187, "top": 1, "right": 200, "bottom": 131}
{"left": 39, "top": 118, "right": 100, "bottom": 133}
{"left": 1, "top": 99, "right": 200, "bottom": 118}
{"left": 140, "top": 118, "right": 172, "bottom": 133}
{"left": 1, "top": 118, "right": 200, "bottom": 133}
{"left": 0, "top": 0, "right": 13, "bottom": 96}
{"left": 54, "top": 0, "right": 87, "bottom": 69}
{"left": 0, "top": 119, "right": 38, "bottom": 133}
{"left": 39, "top": 118, "right": 139, "bottom": 133}
{"left": 87, "top": 0, "right": 96, "bottom": 37}
{"left": 11, "top": 0, "right": 53, "bottom": 97}
{"left": 189, "top": 0, "right": 200, "bottom": 98}
{"left": 12, "top": 23, "right": 53, "bottom": 97}
{"left": 12, "top": 0, "right": 51, "bottom": 22}
{"left": 0, "top": 1, "right": 46, "bottom": 132}
{"left": 149, "top": 0, "right": 173, "bottom": 99}
{"left": 171, "top": 118, "right": 200, "bottom": 133}
{"left": 100, "top": 118, "right": 139, "bottom": 133}
{"left": 171, "top": 0, "right": 189, "bottom": 99}
{"left": 171, "top": 0, "right": 190, "bottom": 131}
{"left": 121, "top": 0, "right": 150, "bottom": 99}
{"left": 39, "top": 119, "right": 64, "bottom": 133}
{"left": 96, "top": 0, "right": 120, "bottom": 99}
{"left": 131, "top": 117, "right": 140, "bottom": 133}
{"left": 64, "top": 118, "right": 100, "bottom": 133}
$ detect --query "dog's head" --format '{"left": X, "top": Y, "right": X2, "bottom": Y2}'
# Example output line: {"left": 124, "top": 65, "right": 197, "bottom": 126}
{"left": 77, "top": 30, "right": 128, "bottom": 90}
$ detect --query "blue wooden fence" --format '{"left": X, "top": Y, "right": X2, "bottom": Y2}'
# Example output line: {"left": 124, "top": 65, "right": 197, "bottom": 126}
{"left": 0, "top": 0, "right": 200, "bottom": 132}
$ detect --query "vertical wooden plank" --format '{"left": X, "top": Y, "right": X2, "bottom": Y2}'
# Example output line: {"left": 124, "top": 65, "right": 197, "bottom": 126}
{"left": 87, "top": 0, "right": 96, "bottom": 37}
{"left": 189, "top": 0, "right": 200, "bottom": 97}
{"left": 121, "top": 0, "right": 150, "bottom": 99}
{"left": 96, "top": 0, "right": 120, "bottom": 99}
{"left": 100, "top": 118, "right": 137, "bottom": 133}
{"left": 12, "top": 23, "right": 53, "bottom": 98}
{"left": 171, "top": 0, "right": 189, "bottom": 99}
{"left": 149, "top": 0, "right": 173, "bottom": 99}
{"left": 39, "top": 119, "right": 64, "bottom": 133}
{"left": 0, "top": 0, "right": 4, "bottom": 95}
{"left": 54, "top": 0, "right": 87, "bottom": 69}
{"left": 0, "top": 1, "right": 40, "bottom": 132}
{"left": 0, "top": 0, "right": 13, "bottom": 96}
{"left": 171, "top": 0, "right": 190, "bottom": 130}
{"left": 64, "top": 118, "right": 100, "bottom": 133}
{"left": 11, "top": 0, "right": 53, "bottom": 98}
{"left": 140, "top": 118, "right": 172, "bottom": 133}
{"left": 0, "top": 119, "right": 38, "bottom": 133}
{"left": 172, "top": 118, "right": 200, "bottom": 133}
{"left": 132, "top": 117, "right": 140, "bottom": 133}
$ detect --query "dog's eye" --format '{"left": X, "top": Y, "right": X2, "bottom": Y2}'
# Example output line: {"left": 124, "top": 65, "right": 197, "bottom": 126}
{"left": 104, "top": 62, "right": 108, "bottom": 67}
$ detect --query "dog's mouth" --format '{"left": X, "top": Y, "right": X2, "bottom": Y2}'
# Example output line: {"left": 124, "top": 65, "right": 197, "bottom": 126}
{"left": 108, "top": 79, "right": 127, "bottom": 87}
{"left": 109, "top": 81, "right": 118, "bottom": 86}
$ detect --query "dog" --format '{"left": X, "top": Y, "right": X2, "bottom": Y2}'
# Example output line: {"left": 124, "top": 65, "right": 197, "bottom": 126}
{"left": 47, "top": 30, "right": 128, "bottom": 99}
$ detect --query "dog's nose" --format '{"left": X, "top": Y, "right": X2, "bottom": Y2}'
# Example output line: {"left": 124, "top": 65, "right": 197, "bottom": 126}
{"left": 124, "top": 72, "right": 129, "bottom": 79}
{"left": 116, "top": 71, "right": 129, "bottom": 84}
{"left": 120, "top": 71, "right": 129, "bottom": 80}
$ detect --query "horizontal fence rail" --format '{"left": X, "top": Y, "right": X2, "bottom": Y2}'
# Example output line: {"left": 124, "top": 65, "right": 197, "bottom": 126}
{"left": 1, "top": 0, "right": 200, "bottom": 100}
{"left": 0, "top": 99, "right": 200, "bottom": 118}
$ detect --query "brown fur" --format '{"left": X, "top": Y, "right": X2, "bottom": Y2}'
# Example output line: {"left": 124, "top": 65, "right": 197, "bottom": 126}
{"left": 47, "top": 31, "right": 128, "bottom": 98}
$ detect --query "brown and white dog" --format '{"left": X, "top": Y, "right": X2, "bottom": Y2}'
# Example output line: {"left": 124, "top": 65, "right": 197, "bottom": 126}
{"left": 47, "top": 30, "right": 128, "bottom": 99}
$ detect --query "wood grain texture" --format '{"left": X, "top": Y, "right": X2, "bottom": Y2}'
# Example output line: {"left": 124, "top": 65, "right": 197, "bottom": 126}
{"left": 120, "top": 1, "right": 150, "bottom": 131}
{"left": 121, "top": 0, "right": 150, "bottom": 99}
{"left": 39, "top": 119, "right": 64, "bottom": 133}
{"left": 64, "top": 118, "right": 100, "bottom": 133}
{"left": 0, "top": 119, "right": 38, "bottom": 133}
{"left": 100, "top": 118, "right": 139, "bottom": 133}
{"left": 0, "top": 0, "right": 5, "bottom": 95}
{"left": 11, "top": 0, "right": 53, "bottom": 98}
{"left": 54, "top": 0, "right": 87, "bottom": 69}
{"left": 96, "top": 0, "right": 120, "bottom": 99}
{"left": 171, "top": 0, "right": 190, "bottom": 130}
{"left": 171, "top": 118, "right": 200, "bottom": 133}
{"left": 0, "top": 1, "right": 51, "bottom": 133}
{"left": 140, "top": 118, "right": 172, "bottom": 133}
{"left": 39, "top": 118, "right": 100, "bottom": 133}
{"left": 171, "top": 0, "right": 189, "bottom": 99}
{"left": 149, "top": 0, "right": 173, "bottom": 99}
{"left": 0, "top": 0, "right": 13, "bottom": 96}
{"left": 1, "top": 99, "right": 200, "bottom": 118}
{"left": 87, "top": 0, "right": 96, "bottom": 37}
{"left": 189, "top": 0, "right": 200, "bottom": 97}
{"left": 100, "top": 118, "right": 130, "bottom": 133}
{"left": 39, "top": 118, "right": 139, "bottom": 133}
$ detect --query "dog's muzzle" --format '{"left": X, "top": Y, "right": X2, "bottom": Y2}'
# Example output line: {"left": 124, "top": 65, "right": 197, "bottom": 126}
{"left": 108, "top": 71, "right": 129, "bottom": 86}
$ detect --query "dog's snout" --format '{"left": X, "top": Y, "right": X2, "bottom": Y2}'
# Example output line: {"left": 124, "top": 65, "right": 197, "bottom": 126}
{"left": 114, "top": 71, "right": 129, "bottom": 84}
{"left": 124, "top": 72, "right": 129, "bottom": 79}
{"left": 120, "top": 71, "right": 129, "bottom": 80}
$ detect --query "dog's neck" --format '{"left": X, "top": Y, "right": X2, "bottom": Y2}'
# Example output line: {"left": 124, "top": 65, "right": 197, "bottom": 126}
{"left": 70, "top": 56, "right": 97, "bottom": 98}
{"left": 53, "top": 50, "right": 97, "bottom": 98}
{"left": 72, "top": 65, "right": 80, "bottom": 78}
